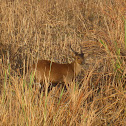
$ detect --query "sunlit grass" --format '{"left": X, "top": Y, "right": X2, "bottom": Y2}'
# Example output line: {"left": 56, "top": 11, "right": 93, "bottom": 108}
{"left": 0, "top": 0, "right": 126, "bottom": 125}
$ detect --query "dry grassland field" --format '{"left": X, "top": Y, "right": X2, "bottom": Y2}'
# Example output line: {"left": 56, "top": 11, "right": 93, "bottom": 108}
{"left": 0, "top": 0, "right": 126, "bottom": 126}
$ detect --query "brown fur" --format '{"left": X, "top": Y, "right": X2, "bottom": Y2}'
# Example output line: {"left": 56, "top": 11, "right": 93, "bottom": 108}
{"left": 32, "top": 49, "right": 85, "bottom": 85}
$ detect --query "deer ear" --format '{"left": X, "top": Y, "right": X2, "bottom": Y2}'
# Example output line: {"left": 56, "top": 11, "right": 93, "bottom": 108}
{"left": 70, "top": 45, "right": 78, "bottom": 56}
{"left": 71, "top": 52, "right": 76, "bottom": 58}
{"left": 71, "top": 52, "right": 79, "bottom": 60}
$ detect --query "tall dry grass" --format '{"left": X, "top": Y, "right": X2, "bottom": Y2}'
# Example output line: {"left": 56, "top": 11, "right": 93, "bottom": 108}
{"left": 0, "top": 0, "right": 126, "bottom": 125}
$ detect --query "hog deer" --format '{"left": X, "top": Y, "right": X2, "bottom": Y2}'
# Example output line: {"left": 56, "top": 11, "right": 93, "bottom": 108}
{"left": 32, "top": 46, "right": 85, "bottom": 92}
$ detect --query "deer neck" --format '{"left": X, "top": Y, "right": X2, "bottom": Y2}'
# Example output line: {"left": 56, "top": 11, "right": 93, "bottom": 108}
{"left": 71, "top": 61, "right": 82, "bottom": 76}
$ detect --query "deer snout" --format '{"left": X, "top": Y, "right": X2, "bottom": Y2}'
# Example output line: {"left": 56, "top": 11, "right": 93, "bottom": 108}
{"left": 81, "top": 60, "right": 85, "bottom": 65}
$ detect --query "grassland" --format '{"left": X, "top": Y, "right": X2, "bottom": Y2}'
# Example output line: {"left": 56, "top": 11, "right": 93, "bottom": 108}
{"left": 0, "top": 0, "right": 126, "bottom": 125}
